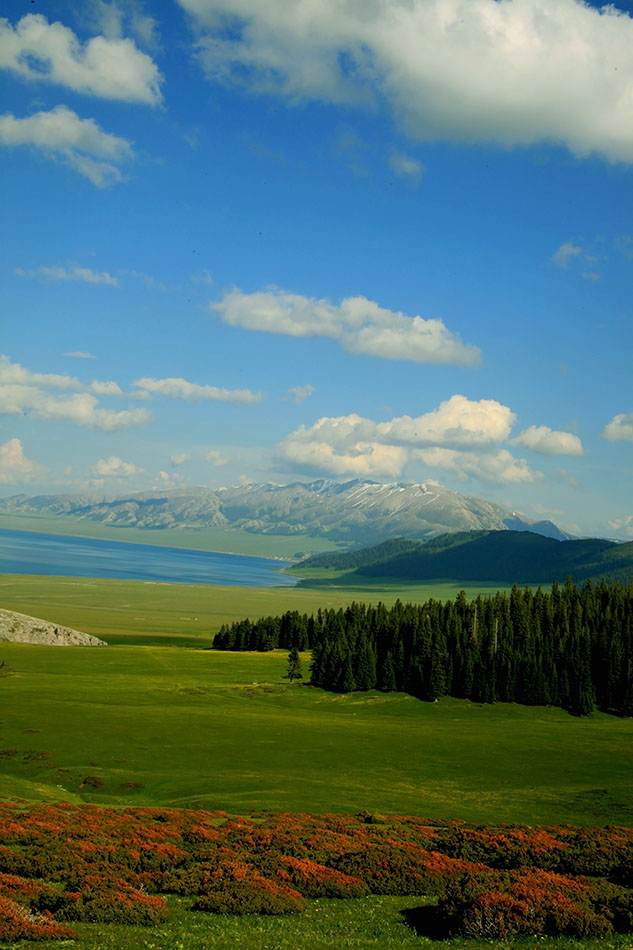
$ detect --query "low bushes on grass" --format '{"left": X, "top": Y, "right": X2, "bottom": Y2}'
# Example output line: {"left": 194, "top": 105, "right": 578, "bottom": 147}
{"left": 0, "top": 895, "right": 77, "bottom": 942}
{"left": 1, "top": 802, "right": 633, "bottom": 939}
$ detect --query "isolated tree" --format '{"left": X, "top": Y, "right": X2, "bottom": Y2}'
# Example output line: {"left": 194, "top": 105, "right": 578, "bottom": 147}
{"left": 284, "top": 646, "right": 303, "bottom": 683}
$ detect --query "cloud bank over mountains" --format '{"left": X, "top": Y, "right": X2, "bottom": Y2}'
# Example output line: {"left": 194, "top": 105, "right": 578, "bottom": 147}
{"left": 279, "top": 395, "right": 584, "bottom": 484}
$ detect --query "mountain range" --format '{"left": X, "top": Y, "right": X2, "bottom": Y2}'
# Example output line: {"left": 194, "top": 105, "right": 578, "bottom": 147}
{"left": 296, "top": 530, "right": 633, "bottom": 586}
{"left": 0, "top": 479, "right": 568, "bottom": 547}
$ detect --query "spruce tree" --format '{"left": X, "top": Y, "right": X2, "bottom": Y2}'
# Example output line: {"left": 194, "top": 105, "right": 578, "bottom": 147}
{"left": 284, "top": 646, "right": 303, "bottom": 683}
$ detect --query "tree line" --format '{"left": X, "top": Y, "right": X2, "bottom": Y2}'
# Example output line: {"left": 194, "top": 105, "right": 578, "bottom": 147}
{"left": 213, "top": 578, "right": 633, "bottom": 716}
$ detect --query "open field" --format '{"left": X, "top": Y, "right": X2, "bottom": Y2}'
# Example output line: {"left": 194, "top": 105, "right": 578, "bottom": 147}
{"left": 0, "top": 512, "right": 343, "bottom": 560}
{"left": 5, "top": 893, "right": 633, "bottom": 950}
{"left": 0, "top": 574, "right": 512, "bottom": 645}
{"left": 1, "top": 640, "right": 632, "bottom": 826}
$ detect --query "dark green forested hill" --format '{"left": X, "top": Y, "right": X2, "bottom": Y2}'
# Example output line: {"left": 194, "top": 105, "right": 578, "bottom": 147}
{"left": 297, "top": 531, "right": 633, "bottom": 585}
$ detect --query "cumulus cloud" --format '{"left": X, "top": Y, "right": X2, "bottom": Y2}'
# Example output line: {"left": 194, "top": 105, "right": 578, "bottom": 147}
{"left": 86, "top": 0, "right": 161, "bottom": 53}
{"left": 0, "top": 13, "right": 162, "bottom": 104}
{"left": 412, "top": 446, "right": 542, "bottom": 484}
{"left": 378, "top": 395, "right": 515, "bottom": 447}
{"left": 279, "top": 395, "right": 544, "bottom": 483}
{"left": 510, "top": 424, "right": 584, "bottom": 456}
{"left": 170, "top": 452, "right": 192, "bottom": 466}
{"left": 0, "top": 437, "right": 44, "bottom": 484}
{"left": 90, "top": 380, "right": 123, "bottom": 396}
{"left": 286, "top": 384, "right": 314, "bottom": 404}
{"left": 0, "top": 355, "right": 150, "bottom": 431}
{"left": 205, "top": 449, "right": 229, "bottom": 466}
{"left": 213, "top": 288, "right": 481, "bottom": 366}
{"left": 0, "top": 387, "right": 150, "bottom": 430}
{"left": 65, "top": 351, "right": 95, "bottom": 359}
{"left": 609, "top": 515, "right": 633, "bottom": 538}
{"left": 178, "top": 0, "right": 633, "bottom": 163}
{"left": 552, "top": 241, "right": 582, "bottom": 267}
{"left": 281, "top": 424, "right": 408, "bottom": 478}
{"left": 389, "top": 150, "right": 423, "bottom": 183}
{"left": 133, "top": 375, "right": 262, "bottom": 404}
{"left": 0, "top": 105, "right": 134, "bottom": 186}
{"left": 91, "top": 455, "right": 142, "bottom": 477}
{"left": 603, "top": 411, "right": 633, "bottom": 444}
{"left": 0, "top": 355, "right": 81, "bottom": 391}
{"left": 16, "top": 264, "right": 118, "bottom": 285}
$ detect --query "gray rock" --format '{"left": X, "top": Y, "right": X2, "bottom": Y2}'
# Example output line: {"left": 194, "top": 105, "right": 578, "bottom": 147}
{"left": 0, "top": 609, "right": 107, "bottom": 646}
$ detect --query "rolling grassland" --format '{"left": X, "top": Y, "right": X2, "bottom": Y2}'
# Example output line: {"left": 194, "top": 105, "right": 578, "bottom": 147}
{"left": 1, "top": 574, "right": 633, "bottom": 949}
{"left": 1, "top": 640, "right": 632, "bottom": 825}
{"left": 0, "top": 574, "right": 510, "bottom": 646}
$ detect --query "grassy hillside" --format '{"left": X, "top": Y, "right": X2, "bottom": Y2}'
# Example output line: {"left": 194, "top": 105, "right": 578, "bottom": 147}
{"left": 296, "top": 530, "right": 633, "bottom": 586}
{"left": 1, "top": 640, "right": 632, "bottom": 826}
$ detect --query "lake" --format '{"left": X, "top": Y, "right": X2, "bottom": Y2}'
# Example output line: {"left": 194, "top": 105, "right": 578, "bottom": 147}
{"left": 0, "top": 529, "right": 299, "bottom": 587}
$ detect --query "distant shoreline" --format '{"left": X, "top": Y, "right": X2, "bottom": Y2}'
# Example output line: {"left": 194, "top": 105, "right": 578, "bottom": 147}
{"left": 0, "top": 528, "right": 300, "bottom": 588}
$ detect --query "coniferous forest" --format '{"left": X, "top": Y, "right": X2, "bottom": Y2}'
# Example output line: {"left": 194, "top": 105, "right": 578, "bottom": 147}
{"left": 213, "top": 579, "right": 633, "bottom": 717}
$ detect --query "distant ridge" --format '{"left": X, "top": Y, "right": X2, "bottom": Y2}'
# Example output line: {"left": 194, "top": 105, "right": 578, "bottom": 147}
{"left": 296, "top": 530, "right": 633, "bottom": 586}
{"left": 0, "top": 480, "right": 568, "bottom": 547}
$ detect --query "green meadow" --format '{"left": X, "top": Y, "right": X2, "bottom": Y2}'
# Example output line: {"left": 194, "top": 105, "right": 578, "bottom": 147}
{"left": 0, "top": 606, "right": 631, "bottom": 825}
{"left": 2, "top": 572, "right": 633, "bottom": 949}
{"left": 0, "top": 573, "right": 510, "bottom": 646}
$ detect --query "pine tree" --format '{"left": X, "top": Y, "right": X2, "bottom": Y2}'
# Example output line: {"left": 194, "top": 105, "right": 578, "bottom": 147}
{"left": 284, "top": 646, "right": 303, "bottom": 682}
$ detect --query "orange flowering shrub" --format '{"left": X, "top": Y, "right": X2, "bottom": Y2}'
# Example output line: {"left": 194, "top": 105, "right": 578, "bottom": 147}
{"left": 0, "top": 802, "right": 632, "bottom": 936}
{"left": 0, "top": 896, "right": 77, "bottom": 942}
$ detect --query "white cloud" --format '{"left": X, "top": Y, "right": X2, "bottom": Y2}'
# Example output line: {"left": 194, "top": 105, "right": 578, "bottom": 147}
{"left": 179, "top": 0, "right": 633, "bottom": 163}
{"left": 552, "top": 241, "right": 582, "bottom": 267}
{"left": 286, "top": 384, "right": 314, "bottom": 404}
{"left": 91, "top": 380, "right": 123, "bottom": 396}
{"left": 65, "top": 351, "right": 95, "bottom": 359}
{"left": 0, "top": 105, "right": 133, "bottom": 186}
{"left": 389, "top": 150, "right": 423, "bottom": 183}
{"left": 170, "top": 452, "right": 192, "bottom": 466}
{"left": 510, "top": 424, "right": 584, "bottom": 456}
{"left": 133, "top": 375, "right": 263, "bottom": 404}
{"left": 609, "top": 515, "right": 633, "bottom": 538}
{"left": 0, "top": 386, "right": 150, "bottom": 430}
{"left": 86, "top": 1, "right": 162, "bottom": 54}
{"left": 379, "top": 395, "right": 515, "bottom": 447}
{"left": 279, "top": 395, "right": 542, "bottom": 484}
{"left": 17, "top": 264, "right": 118, "bottom": 285}
{"left": 0, "top": 356, "right": 121, "bottom": 398}
{"left": 205, "top": 449, "right": 229, "bottom": 466}
{"left": 0, "top": 355, "right": 81, "bottom": 391}
{"left": 413, "top": 446, "right": 542, "bottom": 484}
{"left": 282, "top": 429, "right": 408, "bottom": 478}
{"left": 91, "top": 455, "right": 141, "bottom": 477}
{"left": 603, "top": 411, "right": 633, "bottom": 444}
{"left": 0, "top": 356, "right": 150, "bottom": 431}
{"left": 213, "top": 288, "right": 481, "bottom": 366}
{"left": 0, "top": 13, "right": 162, "bottom": 104}
{"left": 0, "top": 437, "right": 44, "bottom": 484}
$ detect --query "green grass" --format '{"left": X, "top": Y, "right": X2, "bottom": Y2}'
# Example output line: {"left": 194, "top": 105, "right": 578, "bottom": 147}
{"left": 1, "top": 638, "right": 632, "bottom": 825}
{"left": 0, "top": 511, "right": 344, "bottom": 559}
{"left": 0, "top": 574, "right": 511, "bottom": 645}
{"left": 6, "top": 894, "right": 633, "bottom": 950}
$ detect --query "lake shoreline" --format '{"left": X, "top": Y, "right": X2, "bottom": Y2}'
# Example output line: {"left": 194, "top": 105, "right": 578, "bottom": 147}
{"left": 0, "top": 528, "right": 300, "bottom": 588}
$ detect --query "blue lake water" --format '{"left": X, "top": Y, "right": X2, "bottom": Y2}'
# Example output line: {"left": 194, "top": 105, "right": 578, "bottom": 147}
{"left": 0, "top": 529, "right": 299, "bottom": 587}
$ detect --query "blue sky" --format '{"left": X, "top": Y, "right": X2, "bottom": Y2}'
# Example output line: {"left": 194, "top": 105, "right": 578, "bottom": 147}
{"left": 1, "top": 0, "right": 632, "bottom": 539}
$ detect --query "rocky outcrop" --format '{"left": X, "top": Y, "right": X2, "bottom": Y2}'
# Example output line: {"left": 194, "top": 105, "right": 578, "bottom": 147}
{"left": 0, "top": 609, "right": 107, "bottom": 646}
